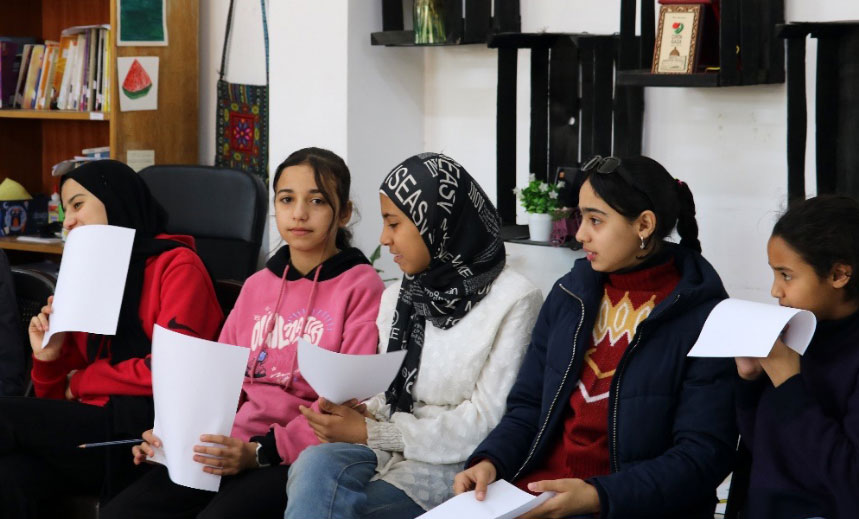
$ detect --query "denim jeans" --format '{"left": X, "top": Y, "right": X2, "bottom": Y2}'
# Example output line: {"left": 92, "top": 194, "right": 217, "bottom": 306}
{"left": 284, "top": 442, "right": 425, "bottom": 519}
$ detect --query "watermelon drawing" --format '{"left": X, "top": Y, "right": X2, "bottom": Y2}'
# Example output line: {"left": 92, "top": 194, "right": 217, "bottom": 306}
{"left": 122, "top": 59, "right": 153, "bottom": 99}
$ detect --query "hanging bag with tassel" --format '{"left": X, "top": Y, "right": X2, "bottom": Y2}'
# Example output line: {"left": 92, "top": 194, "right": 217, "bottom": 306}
{"left": 215, "top": 0, "right": 269, "bottom": 184}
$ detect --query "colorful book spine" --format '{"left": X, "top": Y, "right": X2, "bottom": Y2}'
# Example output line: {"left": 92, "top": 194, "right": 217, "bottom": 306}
{"left": 50, "top": 35, "right": 74, "bottom": 109}
{"left": 22, "top": 44, "right": 45, "bottom": 109}
{"left": 13, "top": 44, "right": 33, "bottom": 108}
{"left": 0, "top": 41, "right": 20, "bottom": 108}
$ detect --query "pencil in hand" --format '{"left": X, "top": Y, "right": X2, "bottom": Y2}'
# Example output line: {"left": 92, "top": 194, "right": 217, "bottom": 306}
{"left": 77, "top": 438, "right": 144, "bottom": 449}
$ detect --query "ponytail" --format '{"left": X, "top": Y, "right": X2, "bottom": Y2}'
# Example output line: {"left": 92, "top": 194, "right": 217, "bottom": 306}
{"left": 584, "top": 155, "right": 702, "bottom": 254}
{"left": 675, "top": 181, "right": 701, "bottom": 252}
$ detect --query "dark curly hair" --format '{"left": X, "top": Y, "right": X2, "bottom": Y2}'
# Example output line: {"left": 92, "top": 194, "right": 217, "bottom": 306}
{"left": 772, "top": 195, "right": 859, "bottom": 300}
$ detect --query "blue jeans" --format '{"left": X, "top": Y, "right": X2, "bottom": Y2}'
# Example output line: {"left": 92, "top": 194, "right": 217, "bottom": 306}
{"left": 285, "top": 442, "right": 425, "bottom": 519}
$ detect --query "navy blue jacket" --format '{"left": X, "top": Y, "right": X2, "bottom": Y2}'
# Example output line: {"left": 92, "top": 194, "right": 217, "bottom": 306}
{"left": 737, "top": 309, "right": 859, "bottom": 518}
{"left": 469, "top": 244, "right": 738, "bottom": 518}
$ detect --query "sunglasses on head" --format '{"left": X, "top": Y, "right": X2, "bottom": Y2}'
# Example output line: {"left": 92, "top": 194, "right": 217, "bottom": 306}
{"left": 581, "top": 155, "right": 656, "bottom": 207}
{"left": 581, "top": 155, "right": 623, "bottom": 175}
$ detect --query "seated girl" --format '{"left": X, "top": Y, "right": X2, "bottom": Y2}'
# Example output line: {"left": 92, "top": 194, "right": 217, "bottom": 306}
{"left": 284, "top": 152, "right": 543, "bottom": 519}
{"left": 455, "top": 155, "right": 737, "bottom": 519}
{"left": 0, "top": 160, "right": 224, "bottom": 518}
{"left": 735, "top": 195, "right": 859, "bottom": 518}
{"left": 101, "top": 147, "right": 384, "bottom": 519}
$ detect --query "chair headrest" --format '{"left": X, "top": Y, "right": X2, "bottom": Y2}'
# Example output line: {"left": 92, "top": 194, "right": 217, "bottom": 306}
{"left": 139, "top": 165, "right": 268, "bottom": 245}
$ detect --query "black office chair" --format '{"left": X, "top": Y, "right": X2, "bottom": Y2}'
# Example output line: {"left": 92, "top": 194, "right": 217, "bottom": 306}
{"left": 139, "top": 165, "right": 268, "bottom": 282}
{"left": 10, "top": 267, "right": 57, "bottom": 397}
{"left": 214, "top": 278, "right": 244, "bottom": 317}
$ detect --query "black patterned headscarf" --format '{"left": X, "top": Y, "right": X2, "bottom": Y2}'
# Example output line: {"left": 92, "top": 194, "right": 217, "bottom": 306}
{"left": 381, "top": 153, "right": 505, "bottom": 414}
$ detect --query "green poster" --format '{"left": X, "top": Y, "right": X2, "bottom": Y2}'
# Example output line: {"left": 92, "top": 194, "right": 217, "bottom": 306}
{"left": 118, "top": 0, "right": 168, "bottom": 46}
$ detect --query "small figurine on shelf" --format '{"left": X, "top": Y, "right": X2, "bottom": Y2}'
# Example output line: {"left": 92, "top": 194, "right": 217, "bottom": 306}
{"left": 513, "top": 174, "right": 561, "bottom": 243}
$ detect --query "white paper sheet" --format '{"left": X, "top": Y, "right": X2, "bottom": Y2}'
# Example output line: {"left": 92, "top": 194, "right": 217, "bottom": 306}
{"left": 43, "top": 225, "right": 135, "bottom": 347}
{"left": 687, "top": 298, "right": 817, "bottom": 358}
{"left": 418, "top": 480, "right": 555, "bottom": 519}
{"left": 149, "top": 326, "right": 250, "bottom": 492}
{"left": 296, "top": 338, "right": 407, "bottom": 405}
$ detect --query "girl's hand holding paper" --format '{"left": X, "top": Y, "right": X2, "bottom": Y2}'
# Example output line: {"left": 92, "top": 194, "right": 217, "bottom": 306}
{"left": 192, "top": 434, "right": 258, "bottom": 476}
{"left": 758, "top": 337, "right": 801, "bottom": 387}
{"left": 299, "top": 398, "right": 370, "bottom": 444}
{"left": 28, "top": 295, "right": 65, "bottom": 362}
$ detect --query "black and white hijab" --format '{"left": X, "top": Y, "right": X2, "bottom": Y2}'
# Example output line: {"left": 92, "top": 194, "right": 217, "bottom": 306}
{"left": 381, "top": 153, "right": 506, "bottom": 414}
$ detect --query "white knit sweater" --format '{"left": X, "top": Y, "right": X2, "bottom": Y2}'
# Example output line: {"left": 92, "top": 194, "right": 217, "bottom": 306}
{"left": 364, "top": 265, "right": 543, "bottom": 510}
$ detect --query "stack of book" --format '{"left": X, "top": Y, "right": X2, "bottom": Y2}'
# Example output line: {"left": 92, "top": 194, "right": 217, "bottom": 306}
{"left": 51, "top": 146, "right": 110, "bottom": 177}
{"left": 2, "top": 24, "right": 111, "bottom": 113}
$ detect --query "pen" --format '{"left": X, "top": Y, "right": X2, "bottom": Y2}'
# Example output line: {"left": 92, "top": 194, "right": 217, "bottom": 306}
{"left": 77, "top": 438, "right": 144, "bottom": 449}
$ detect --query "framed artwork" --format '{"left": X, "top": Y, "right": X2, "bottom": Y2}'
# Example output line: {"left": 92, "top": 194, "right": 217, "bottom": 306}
{"left": 652, "top": 4, "right": 703, "bottom": 74}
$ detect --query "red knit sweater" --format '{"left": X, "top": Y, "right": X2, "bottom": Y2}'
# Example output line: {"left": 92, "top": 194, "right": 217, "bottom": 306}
{"left": 31, "top": 234, "right": 223, "bottom": 406}
{"left": 517, "top": 259, "right": 680, "bottom": 490}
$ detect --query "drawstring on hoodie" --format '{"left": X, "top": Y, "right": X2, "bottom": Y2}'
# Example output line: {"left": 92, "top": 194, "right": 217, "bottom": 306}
{"left": 249, "top": 261, "right": 324, "bottom": 387}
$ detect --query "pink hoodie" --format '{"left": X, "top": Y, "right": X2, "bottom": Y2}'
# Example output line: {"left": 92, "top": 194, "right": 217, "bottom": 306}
{"left": 219, "top": 247, "right": 384, "bottom": 464}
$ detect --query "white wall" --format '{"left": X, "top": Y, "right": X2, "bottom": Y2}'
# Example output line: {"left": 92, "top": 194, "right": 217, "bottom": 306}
{"left": 786, "top": 0, "right": 859, "bottom": 23}
{"left": 346, "top": 3, "right": 425, "bottom": 281}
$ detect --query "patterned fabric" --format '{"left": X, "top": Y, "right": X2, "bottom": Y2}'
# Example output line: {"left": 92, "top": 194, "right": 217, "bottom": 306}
{"left": 214, "top": 0, "right": 269, "bottom": 184}
{"left": 517, "top": 258, "right": 680, "bottom": 490}
{"left": 380, "top": 153, "right": 506, "bottom": 414}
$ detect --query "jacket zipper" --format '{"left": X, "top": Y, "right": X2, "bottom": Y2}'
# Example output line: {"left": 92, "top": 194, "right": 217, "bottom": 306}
{"left": 609, "top": 293, "right": 681, "bottom": 472}
{"left": 512, "top": 282, "right": 585, "bottom": 481}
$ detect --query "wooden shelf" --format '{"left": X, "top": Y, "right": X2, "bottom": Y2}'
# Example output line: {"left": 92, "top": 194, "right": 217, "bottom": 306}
{"left": 370, "top": 30, "right": 477, "bottom": 46}
{"left": 616, "top": 70, "right": 721, "bottom": 87}
{"left": 489, "top": 32, "right": 615, "bottom": 49}
{"left": 0, "top": 0, "right": 198, "bottom": 198}
{"left": 501, "top": 225, "right": 582, "bottom": 249}
{"left": 0, "top": 110, "right": 109, "bottom": 121}
{"left": 0, "top": 237, "right": 63, "bottom": 255}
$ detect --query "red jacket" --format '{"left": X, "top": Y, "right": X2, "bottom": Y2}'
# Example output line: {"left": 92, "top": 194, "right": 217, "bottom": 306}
{"left": 31, "top": 234, "right": 223, "bottom": 406}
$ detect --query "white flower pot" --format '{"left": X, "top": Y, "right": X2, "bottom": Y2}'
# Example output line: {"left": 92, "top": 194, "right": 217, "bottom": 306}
{"left": 527, "top": 212, "right": 553, "bottom": 242}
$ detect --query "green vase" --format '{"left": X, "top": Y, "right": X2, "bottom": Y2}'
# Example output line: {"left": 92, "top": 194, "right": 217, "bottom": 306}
{"left": 413, "top": 0, "right": 446, "bottom": 45}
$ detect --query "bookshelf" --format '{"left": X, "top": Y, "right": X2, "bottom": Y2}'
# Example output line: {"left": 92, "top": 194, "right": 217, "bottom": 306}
{"left": 0, "top": 0, "right": 198, "bottom": 196}
{"left": 0, "top": 110, "right": 109, "bottom": 121}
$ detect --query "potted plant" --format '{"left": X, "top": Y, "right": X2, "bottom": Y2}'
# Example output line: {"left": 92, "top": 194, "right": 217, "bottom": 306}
{"left": 514, "top": 174, "right": 561, "bottom": 242}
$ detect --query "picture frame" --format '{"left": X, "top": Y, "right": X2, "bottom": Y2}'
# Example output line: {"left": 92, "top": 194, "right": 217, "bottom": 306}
{"left": 652, "top": 4, "right": 704, "bottom": 74}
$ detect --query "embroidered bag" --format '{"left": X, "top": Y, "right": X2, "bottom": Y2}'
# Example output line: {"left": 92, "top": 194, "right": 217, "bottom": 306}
{"left": 215, "top": 0, "right": 269, "bottom": 184}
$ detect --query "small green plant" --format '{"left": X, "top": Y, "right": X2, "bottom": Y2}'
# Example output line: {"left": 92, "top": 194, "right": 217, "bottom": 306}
{"left": 513, "top": 174, "right": 561, "bottom": 214}
{"left": 370, "top": 244, "right": 398, "bottom": 283}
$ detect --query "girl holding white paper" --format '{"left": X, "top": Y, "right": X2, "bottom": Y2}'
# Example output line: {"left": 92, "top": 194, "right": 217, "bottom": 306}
{"left": 0, "top": 160, "right": 223, "bottom": 518}
{"left": 285, "top": 153, "right": 543, "bottom": 519}
{"left": 734, "top": 195, "right": 859, "bottom": 518}
{"left": 455, "top": 156, "right": 738, "bottom": 519}
{"left": 102, "top": 148, "right": 384, "bottom": 519}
